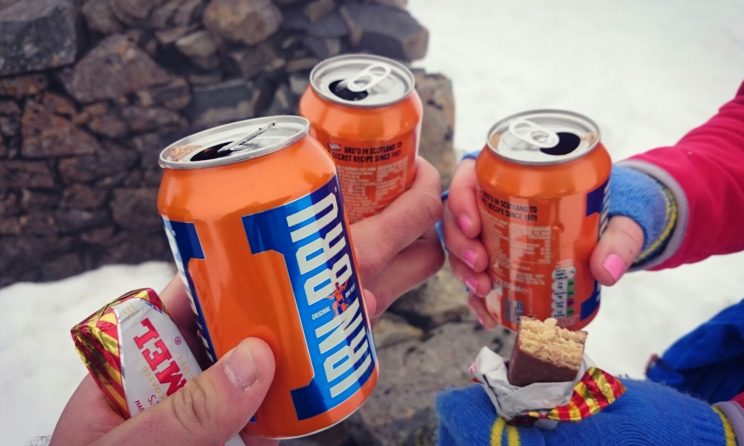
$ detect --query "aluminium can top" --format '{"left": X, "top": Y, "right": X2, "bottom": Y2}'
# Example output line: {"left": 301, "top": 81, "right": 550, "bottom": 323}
{"left": 159, "top": 116, "right": 308, "bottom": 170}
{"left": 486, "top": 110, "right": 602, "bottom": 165}
{"left": 309, "top": 54, "right": 415, "bottom": 108}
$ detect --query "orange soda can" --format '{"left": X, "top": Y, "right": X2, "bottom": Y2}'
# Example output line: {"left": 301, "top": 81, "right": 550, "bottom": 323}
{"left": 157, "top": 116, "right": 379, "bottom": 438}
{"left": 299, "top": 54, "right": 423, "bottom": 223}
{"left": 476, "top": 110, "right": 611, "bottom": 331}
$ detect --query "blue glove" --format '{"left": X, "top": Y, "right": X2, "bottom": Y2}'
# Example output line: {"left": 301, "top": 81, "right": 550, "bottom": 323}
{"left": 436, "top": 379, "right": 735, "bottom": 446}
{"left": 607, "top": 165, "right": 677, "bottom": 265}
{"left": 647, "top": 299, "right": 744, "bottom": 404}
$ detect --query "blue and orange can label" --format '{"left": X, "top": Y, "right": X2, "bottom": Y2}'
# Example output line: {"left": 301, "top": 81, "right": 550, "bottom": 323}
{"left": 158, "top": 117, "right": 379, "bottom": 438}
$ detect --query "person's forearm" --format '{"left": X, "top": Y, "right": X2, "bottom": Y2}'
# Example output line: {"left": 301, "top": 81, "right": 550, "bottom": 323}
{"left": 624, "top": 81, "right": 744, "bottom": 270}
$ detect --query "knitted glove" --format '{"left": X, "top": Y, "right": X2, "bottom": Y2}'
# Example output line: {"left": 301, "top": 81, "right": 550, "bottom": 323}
{"left": 607, "top": 165, "right": 677, "bottom": 265}
{"left": 436, "top": 379, "right": 736, "bottom": 446}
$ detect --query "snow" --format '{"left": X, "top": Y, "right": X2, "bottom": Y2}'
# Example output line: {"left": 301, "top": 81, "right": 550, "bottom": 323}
{"left": 3, "top": 0, "right": 744, "bottom": 443}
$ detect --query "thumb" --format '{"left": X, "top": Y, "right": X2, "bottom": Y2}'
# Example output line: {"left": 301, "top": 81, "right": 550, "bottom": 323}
{"left": 103, "top": 338, "right": 275, "bottom": 445}
{"left": 590, "top": 216, "right": 644, "bottom": 286}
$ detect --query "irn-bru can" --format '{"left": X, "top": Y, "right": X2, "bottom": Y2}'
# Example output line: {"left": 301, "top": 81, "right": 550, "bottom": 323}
{"left": 157, "top": 116, "right": 379, "bottom": 438}
{"left": 299, "top": 54, "right": 422, "bottom": 223}
{"left": 476, "top": 110, "right": 611, "bottom": 331}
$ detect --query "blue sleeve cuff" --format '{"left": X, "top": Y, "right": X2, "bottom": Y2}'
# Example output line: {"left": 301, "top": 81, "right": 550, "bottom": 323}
{"left": 608, "top": 165, "right": 677, "bottom": 263}
{"left": 461, "top": 150, "right": 480, "bottom": 161}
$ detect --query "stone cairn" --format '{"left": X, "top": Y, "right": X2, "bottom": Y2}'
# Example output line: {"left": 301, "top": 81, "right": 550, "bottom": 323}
{"left": 0, "top": 0, "right": 513, "bottom": 443}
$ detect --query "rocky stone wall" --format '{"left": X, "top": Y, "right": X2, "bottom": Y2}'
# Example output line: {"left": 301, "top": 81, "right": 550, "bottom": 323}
{"left": 0, "top": 0, "right": 455, "bottom": 287}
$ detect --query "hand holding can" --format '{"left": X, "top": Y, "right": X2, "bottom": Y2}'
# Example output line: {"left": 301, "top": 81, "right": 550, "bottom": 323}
{"left": 444, "top": 111, "right": 611, "bottom": 331}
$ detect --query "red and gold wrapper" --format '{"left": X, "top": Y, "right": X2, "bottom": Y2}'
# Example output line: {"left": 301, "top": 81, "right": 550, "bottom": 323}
{"left": 71, "top": 288, "right": 201, "bottom": 418}
{"left": 471, "top": 346, "right": 626, "bottom": 425}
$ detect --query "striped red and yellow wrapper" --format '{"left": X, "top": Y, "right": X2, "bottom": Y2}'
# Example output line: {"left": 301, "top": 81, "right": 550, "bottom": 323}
{"left": 71, "top": 288, "right": 201, "bottom": 418}
{"left": 471, "top": 346, "right": 626, "bottom": 424}
{"left": 71, "top": 288, "right": 245, "bottom": 446}
{"left": 525, "top": 367, "right": 626, "bottom": 421}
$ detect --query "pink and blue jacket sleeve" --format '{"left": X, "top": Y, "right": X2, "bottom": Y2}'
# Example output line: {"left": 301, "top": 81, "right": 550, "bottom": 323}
{"left": 623, "top": 80, "right": 744, "bottom": 270}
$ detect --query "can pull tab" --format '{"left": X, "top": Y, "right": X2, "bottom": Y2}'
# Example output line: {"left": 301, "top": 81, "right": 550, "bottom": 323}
{"left": 508, "top": 119, "right": 559, "bottom": 149}
{"left": 342, "top": 62, "right": 392, "bottom": 93}
{"left": 218, "top": 121, "right": 277, "bottom": 153}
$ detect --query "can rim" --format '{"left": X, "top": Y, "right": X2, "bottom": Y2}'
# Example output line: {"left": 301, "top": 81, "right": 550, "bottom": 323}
{"left": 309, "top": 53, "right": 415, "bottom": 108}
{"left": 159, "top": 116, "right": 309, "bottom": 170}
{"left": 485, "top": 109, "right": 602, "bottom": 166}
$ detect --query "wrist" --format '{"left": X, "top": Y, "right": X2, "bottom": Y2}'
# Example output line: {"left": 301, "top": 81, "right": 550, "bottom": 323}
{"left": 608, "top": 165, "right": 678, "bottom": 266}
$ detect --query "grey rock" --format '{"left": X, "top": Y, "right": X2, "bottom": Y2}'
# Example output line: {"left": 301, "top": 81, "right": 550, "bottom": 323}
{"left": 132, "top": 132, "right": 170, "bottom": 168}
{"left": 110, "top": 0, "right": 167, "bottom": 26}
{"left": 0, "top": 73, "right": 48, "bottom": 98}
{"left": 41, "top": 252, "right": 86, "bottom": 281}
{"left": 121, "top": 105, "right": 187, "bottom": 133}
{"left": 286, "top": 57, "right": 319, "bottom": 72}
{"left": 0, "top": 100, "right": 20, "bottom": 138}
{"left": 204, "top": 0, "right": 282, "bottom": 45}
{"left": 0, "top": 212, "right": 56, "bottom": 235}
{"left": 303, "top": 0, "right": 334, "bottom": 22}
{"left": 99, "top": 231, "right": 171, "bottom": 264}
{"left": 79, "top": 225, "right": 116, "bottom": 245}
{"left": 283, "top": 7, "right": 348, "bottom": 38}
{"left": 61, "top": 183, "right": 109, "bottom": 209}
{"left": 82, "top": 0, "right": 125, "bottom": 34}
{"left": 415, "top": 71, "right": 456, "bottom": 190}
{"left": 346, "top": 322, "right": 514, "bottom": 445}
{"left": 154, "top": 25, "right": 195, "bottom": 44}
{"left": 62, "top": 34, "right": 173, "bottom": 103}
{"left": 369, "top": 0, "right": 406, "bottom": 9}
{"left": 21, "top": 99, "right": 99, "bottom": 158}
{"left": 176, "top": 30, "right": 219, "bottom": 59}
{"left": 0, "top": 192, "right": 18, "bottom": 217}
{"left": 0, "top": 235, "right": 74, "bottom": 277}
{"left": 111, "top": 188, "right": 161, "bottom": 231}
{"left": 84, "top": 103, "right": 129, "bottom": 138}
{"left": 341, "top": 3, "right": 428, "bottom": 61}
{"left": 302, "top": 36, "right": 341, "bottom": 59}
{"left": 187, "top": 78, "right": 270, "bottom": 129}
{"left": 373, "top": 313, "right": 424, "bottom": 349}
{"left": 58, "top": 144, "right": 139, "bottom": 182}
{"left": 56, "top": 209, "right": 109, "bottom": 233}
{"left": 229, "top": 44, "right": 286, "bottom": 79}
{"left": 288, "top": 72, "right": 309, "bottom": 96}
{"left": 0, "top": 160, "right": 55, "bottom": 189}
{"left": 264, "top": 82, "right": 297, "bottom": 116}
{"left": 19, "top": 189, "right": 59, "bottom": 212}
{"left": 391, "top": 264, "right": 471, "bottom": 330}
{"left": 283, "top": 424, "right": 353, "bottom": 446}
{"left": 0, "top": 0, "right": 77, "bottom": 76}
{"left": 135, "top": 77, "right": 192, "bottom": 110}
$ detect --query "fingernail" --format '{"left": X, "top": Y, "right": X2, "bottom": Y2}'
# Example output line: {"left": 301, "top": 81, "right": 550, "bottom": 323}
{"left": 603, "top": 254, "right": 627, "bottom": 282}
{"left": 223, "top": 340, "right": 258, "bottom": 390}
{"left": 462, "top": 249, "right": 477, "bottom": 269}
{"left": 465, "top": 277, "right": 478, "bottom": 294}
{"left": 457, "top": 215, "right": 472, "bottom": 233}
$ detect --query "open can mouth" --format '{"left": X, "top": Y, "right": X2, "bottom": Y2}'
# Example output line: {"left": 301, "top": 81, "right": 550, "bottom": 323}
{"left": 159, "top": 116, "right": 309, "bottom": 170}
{"left": 486, "top": 110, "right": 601, "bottom": 166}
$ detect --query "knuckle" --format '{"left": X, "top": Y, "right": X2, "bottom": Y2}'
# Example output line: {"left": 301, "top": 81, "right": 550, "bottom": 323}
{"left": 168, "top": 378, "right": 215, "bottom": 437}
{"left": 418, "top": 192, "right": 444, "bottom": 226}
{"left": 356, "top": 245, "right": 386, "bottom": 280}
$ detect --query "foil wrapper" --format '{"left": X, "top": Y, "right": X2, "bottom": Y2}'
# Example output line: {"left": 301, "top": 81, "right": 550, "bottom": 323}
{"left": 471, "top": 346, "right": 625, "bottom": 426}
{"left": 71, "top": 288, "right": 244, "bottom": 446}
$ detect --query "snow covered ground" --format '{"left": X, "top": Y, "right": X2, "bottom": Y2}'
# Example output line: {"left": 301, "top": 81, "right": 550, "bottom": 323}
{"left": 2, "top": 0, "right": 744, "bottom": 443}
